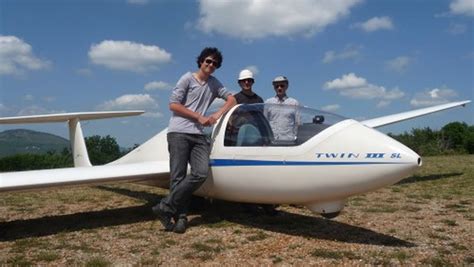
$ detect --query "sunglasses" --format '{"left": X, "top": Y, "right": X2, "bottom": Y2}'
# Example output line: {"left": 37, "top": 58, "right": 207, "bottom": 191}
{"left": 273, "top": 83, "right": 287, "bottom": 88}
{"left": 204, "top": 58, "right": 220, "bottom": 68}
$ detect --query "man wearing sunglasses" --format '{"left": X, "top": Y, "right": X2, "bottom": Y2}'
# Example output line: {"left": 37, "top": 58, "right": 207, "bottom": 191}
{"left": 234, "top": 69, "right": 263, "bottom": 104}
{"left": 152, "top": 47, "right": 236, "bottom": 233}
{"left": 264, "top": 75, "right": 300, "bottom": 142}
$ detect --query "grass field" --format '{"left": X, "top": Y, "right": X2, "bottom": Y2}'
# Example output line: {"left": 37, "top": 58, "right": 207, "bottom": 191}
{"left": 0, "top": 155, "right": 473, "bottom": 265}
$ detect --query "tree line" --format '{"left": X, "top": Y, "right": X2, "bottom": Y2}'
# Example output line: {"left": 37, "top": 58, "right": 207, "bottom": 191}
{"left": 0, "top": 121, "right": 472, "bottom": 172}
{"left": 0, "top": 135, "right": 132, "bottom": 172}
{"left": 389, "top": 121, "right": 474, "bottom": 156}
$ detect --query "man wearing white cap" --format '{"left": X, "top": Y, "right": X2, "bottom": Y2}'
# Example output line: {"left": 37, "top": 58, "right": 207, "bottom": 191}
{"left": 264, "top": 75, "right": 300, "bottom": 142}
{"left": 234, "top": 69, "right": 263, "bottom": 104}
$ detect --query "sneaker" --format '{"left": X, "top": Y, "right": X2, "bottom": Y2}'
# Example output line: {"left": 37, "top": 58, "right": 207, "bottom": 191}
{"left": 173, "top": 217, "right": 188, "bottom": 234}
{"left": 152, "top": 205, "right": 174, "bottom": 231}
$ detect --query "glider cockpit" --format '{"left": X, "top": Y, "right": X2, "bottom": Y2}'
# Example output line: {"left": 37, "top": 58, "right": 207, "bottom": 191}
{"left": 214, "top": 103, "right": 346, "bottom": 147}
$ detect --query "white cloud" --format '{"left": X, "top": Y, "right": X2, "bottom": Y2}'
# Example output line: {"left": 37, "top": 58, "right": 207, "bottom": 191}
{"left": 410, "top": 88, "right": 458, "bottom": 107}
{"left": 89, "top": 40, "right": 172, "bottom": 72}
{"left": 447, "top": 23, "right": 467, "bottom": 34}
{"left": 0, "top": 103, "right": 9, "bottom": 115}
{"left": 197, "top": 0, "right": 362, "bottom": 40}
{"left": 324, "top": 73, "right": 405, "bottom": 107}
{"left": 386, "top": 56, "right": 411, "bottom": 73}
{"left": 17, "top": 105, "right": 64, "bottom": 116}
{"left": 322, "top": 45, "right": 361, "bottom": 64}
{"left": 376, "top": 100, "right": 390, "bottom": 108}
{"left": 353, "top": 16, "right": 394, "bottom": 32}
{"left": 97, "top": 94, "right": 159, "bottom": 111}
{"left": 450, "top": 0, "right": 474, "bottom": 16}
{"left": 142, "top": 112, "right": 163, "bottom": 118}
{"left": 245, "top": 65, "right": 259, "bottom": 76}
{"left": 22, "top": 94, "right": 56, "bottom": 103}
{"left": 144, "top": 81, "right": 172, "bottom": 91}
{"left": 43, "top": 96, "right": 56, "bottom": 103}
{"left": 76, "top": 68, "right": 93, "bottom": 76}
{"left": 324, "top": 73, "right": 367, "bottom": 89}
{"left": 127, "top": 0, "right": 149, "bottom": 5}
{"left": 320, "top": 104, "right": 340, "bottom": 112}
{"left": 0, "top": 35, "right": 51, "bottom": 75}
{"left": 467, "top": 51, "right": 474, "bottom": 59}
{"left": 24, "top": 94, "right": 34, "bottom": 101}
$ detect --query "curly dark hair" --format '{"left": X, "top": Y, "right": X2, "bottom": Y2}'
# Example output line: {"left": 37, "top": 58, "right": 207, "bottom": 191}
{"left": 196, "top": 47, "right": 223, "bottom": 69}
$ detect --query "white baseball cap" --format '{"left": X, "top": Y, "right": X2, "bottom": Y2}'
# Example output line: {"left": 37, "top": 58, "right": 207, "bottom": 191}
{"left": 238, "top": 69, "right": 254, "bottom": 81}
{"left": 272, "top": 75, "right": 288, "bottom": 83}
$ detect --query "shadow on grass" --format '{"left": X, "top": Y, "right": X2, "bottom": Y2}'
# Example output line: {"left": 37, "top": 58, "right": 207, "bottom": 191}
{"left": 189, "top": 200, "right": 415, "bottom": 248}
{"left": 0, "top": 186, "right": 165, "bottom": 242}
{"left": 396, "top": 172, "right": 462, "bottom": 185}
{"left": 0, "top": 186, "right": 414, "bottom": 248}
{"left": 95, "top": 185, "right": 160, "bottom": 202}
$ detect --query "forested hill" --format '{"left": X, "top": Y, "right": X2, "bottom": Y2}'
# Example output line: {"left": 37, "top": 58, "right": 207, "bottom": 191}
{"left": 0, "top": 129, "right": 69, "bottom": 157}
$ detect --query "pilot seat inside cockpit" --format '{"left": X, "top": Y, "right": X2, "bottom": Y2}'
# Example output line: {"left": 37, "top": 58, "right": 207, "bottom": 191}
{"left": 224, "top": 104, "right": 338, "bottom": 147}
{"left": 224, "top": 106, "right": 273, "bottom": 146}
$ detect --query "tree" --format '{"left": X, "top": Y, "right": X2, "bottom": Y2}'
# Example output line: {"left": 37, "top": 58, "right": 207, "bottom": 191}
{"left": 0, "top": 153, "right": 72, "bottom": 171}
{"left": 389, "top": 121, "right": 473, "bottom": 156}
{"left": 441, "top": 122, "right": 468, "bottom": 153}
{"left": 85, "top": 135, "right": 122, "bottom": 165}
{"left": 465, "top": 126, "right": 474, "bottom": 154}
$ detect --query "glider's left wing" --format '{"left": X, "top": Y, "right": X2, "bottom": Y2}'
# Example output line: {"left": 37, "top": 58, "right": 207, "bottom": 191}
{"left": 362, "top": 100, "right": 471, "bottom": 128}
{"left": 0, "top": 161, "right": 169, "bottom": 193}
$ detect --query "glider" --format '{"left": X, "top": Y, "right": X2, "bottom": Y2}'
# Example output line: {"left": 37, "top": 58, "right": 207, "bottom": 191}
{"left": 0, "top": 100, "right": 470, "bottom": 218}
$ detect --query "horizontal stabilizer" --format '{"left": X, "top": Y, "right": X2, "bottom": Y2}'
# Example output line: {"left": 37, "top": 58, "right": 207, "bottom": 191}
{"left": 0, "top": 110, "right": 144, "bottom": 168}
{"left": 0, "top": 110, "right": 144, "bottom": 124}
{"left": 362, "top": 100, "right": 471, "bottom": 128}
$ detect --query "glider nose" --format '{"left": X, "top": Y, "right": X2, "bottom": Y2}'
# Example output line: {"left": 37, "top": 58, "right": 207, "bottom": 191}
{"left": 362, "top": 124, "right": 422, "bottom": 184}
{"left": 317, "top": 120, "right": 422, "bottom": 188}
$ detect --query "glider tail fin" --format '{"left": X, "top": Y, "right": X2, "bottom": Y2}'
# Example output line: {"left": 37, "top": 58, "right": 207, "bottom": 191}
{"left": 68, "top": 118, "right": 91, "bottom": 167}
{"left": 0, "top": 110, "right": 144, "bottom": 167}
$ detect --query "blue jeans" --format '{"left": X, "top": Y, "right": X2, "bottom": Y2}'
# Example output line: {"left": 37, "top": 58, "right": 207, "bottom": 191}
{"left": 160, "top": 132, "right": 210, "bottom": 218}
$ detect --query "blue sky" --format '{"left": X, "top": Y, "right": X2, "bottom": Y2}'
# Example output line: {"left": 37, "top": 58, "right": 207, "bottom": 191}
{"left": 1, "top": 0, "right": 473, "bottom": 147}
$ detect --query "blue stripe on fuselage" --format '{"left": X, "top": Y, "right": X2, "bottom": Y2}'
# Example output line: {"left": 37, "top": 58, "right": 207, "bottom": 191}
{"left": 210, "top": 159, "right": 409, "bottom": 167}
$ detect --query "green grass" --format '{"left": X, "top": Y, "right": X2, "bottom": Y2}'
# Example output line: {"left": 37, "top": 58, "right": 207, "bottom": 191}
{"left": 271, "top": 255, "right": 283, "bottom": 263}
{"left": 7, "top": 255, "right": 32, "bottom": 267}
{"left": 465, "top": 256, "right": 474, "bottom": 264}
{"left": 246, "top": 230, "right": 269, "bottom": 241}
{"left": 311, "top": 249, "right": 359, "bottom": 260}
{"left": 421, "top": 255, "right": 453, "bottom": 267}
{"left": 160, "top": 239, "right": 178, "bottom": 248}
{"left": 183, "top": 242, "right": 224, "bottom": 261}
{"left": 85, "top": 256, "right": 111, "bottom": 267}
{"left": 391, "top": 250, "right": 412, "bottom": 262}
{"left": 363, "top": 204, "right": 399, "bottom": 213}
{"left": 440, "top": 219, "right": 458, "bottom": 227}
{"left": 191, "top": 242, "right": 222, "bottom": 253}
{"left": 0, "top": 155, "right": 472, "bottom": 265}
{"left": 11, "top": 238, "right": 50, "bottom": 253}
{"left": 204, "top": 219, "right": 236, "bottom": 228}
{"left": 35, "top": 251, "right": 61, "bottom": 262}
{"left": 405, "top": 155, "right": 473, "bottom": 198}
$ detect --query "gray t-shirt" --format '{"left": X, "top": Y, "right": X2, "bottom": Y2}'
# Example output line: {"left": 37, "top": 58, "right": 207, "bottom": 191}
{"left": 264, "top": 96, "right": 300, "bottom": 141}
{"left": 168, "top": 72, "right": 232, "bottom": 134}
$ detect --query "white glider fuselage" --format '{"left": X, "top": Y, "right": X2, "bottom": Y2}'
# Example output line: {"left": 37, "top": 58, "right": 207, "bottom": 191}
{"left": 204, "top": 118, "right": 420, "bottom": 212}
{"left": 112, "top": 103, "right": 422, "bottom": 214}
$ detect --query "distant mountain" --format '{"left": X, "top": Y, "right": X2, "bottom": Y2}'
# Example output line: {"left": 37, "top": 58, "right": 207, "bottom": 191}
{"left": 0, "top": 129, "right": 69, "bottom": 158}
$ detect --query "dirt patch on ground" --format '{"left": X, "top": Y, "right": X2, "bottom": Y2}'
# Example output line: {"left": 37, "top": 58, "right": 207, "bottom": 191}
{"left": 1, "top": 155, "right": 473, "bottom": 265}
